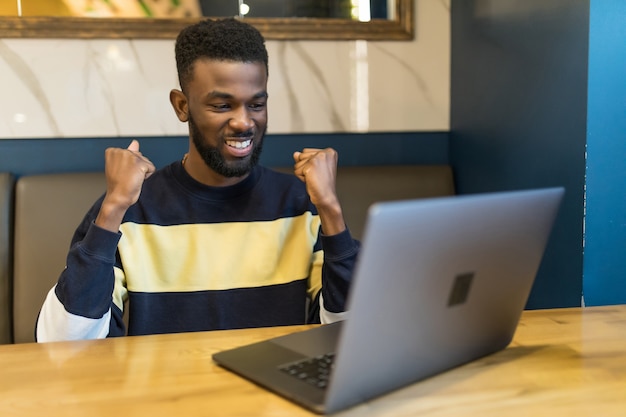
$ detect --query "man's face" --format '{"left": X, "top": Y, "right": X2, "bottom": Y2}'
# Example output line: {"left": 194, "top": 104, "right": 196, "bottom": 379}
{"left": 185, "top": 59, "right": 268, "bottom": 178}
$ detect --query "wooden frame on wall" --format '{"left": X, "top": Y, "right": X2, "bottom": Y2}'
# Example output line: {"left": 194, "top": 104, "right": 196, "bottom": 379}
{"left": 0, "top": 0, "right": 413, "bottom": 41}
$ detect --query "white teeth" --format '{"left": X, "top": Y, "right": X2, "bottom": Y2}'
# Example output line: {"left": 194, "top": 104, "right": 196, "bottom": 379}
{"left": 226, "top": 139, "right": 252, "bottom": 149}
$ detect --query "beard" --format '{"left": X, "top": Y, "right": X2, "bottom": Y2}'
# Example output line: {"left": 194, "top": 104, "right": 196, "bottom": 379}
{"left": 189, "top": 114, "right": 264, "bottom": 178}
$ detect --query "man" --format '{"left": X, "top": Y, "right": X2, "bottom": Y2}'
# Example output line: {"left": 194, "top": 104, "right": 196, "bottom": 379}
{"left": 36, "top": 18, "right": 359, "bottom": 342}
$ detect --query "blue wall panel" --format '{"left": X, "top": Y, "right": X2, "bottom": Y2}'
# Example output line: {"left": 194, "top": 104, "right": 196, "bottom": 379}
{"left": 0, "top": 132, "right": 449, "bottom": 178}
{"left": 584, "top": 0, "right": 626, "bottom": 305}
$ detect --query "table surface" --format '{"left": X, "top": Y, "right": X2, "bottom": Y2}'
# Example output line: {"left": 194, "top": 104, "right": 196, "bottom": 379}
{"left": 1, "top": 305, "right": 625, "bottom": 416}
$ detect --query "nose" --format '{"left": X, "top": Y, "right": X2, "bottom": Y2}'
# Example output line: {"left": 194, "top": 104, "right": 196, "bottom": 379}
{"left": 229, "top": 106, "right": 254, "bottom": 132}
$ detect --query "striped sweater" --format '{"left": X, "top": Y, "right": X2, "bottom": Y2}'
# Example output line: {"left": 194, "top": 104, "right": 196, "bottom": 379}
{"left": 36, "top": 162, "right": 359, "bottom": 341}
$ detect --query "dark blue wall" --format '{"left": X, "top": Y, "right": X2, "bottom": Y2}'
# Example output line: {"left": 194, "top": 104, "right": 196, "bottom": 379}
{"left": 583, "top": 0, "right": 626, "bottom": 306}
{"left": 450, "top": 0, "right": 589, "bottom": 308}
{"left": 0, "top": 132, "right": 449, "bottom": 178}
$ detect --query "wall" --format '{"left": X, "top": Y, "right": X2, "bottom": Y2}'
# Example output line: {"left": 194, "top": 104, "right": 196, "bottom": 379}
{"left": 450, "top": 0, "right": 589, "bottom": 308}
{"left": 583, "top": 0, "right": 626, "bottom": 306}
{"left": 0, "top": 1, "right": 449, "bottom": 138}
{"left": 0, "top": 0, "right": 450, "bottom": 176}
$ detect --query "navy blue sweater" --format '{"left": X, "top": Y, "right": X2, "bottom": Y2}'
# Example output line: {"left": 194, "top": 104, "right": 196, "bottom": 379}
{"left": 36, "top": 162, "right": 359, "bottom": 341}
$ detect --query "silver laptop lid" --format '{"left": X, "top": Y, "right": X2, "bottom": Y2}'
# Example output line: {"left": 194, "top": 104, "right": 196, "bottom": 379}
{"left": 325, "top": 187, "right": 563, "bottom": 412}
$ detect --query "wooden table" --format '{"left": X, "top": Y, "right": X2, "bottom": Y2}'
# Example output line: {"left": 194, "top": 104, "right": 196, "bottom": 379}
{"left": 1, "top": 305, "right": 625, "bottom": 416}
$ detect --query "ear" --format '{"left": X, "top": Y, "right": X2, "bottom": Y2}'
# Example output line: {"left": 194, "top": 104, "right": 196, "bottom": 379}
{"left": 169, "top": 89, "right": 189, "bottom": 122}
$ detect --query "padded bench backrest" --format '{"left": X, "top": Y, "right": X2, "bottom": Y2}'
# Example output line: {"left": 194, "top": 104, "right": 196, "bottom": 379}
{"left": 274, "top": 165, "right": 455, "bottom": 240}
{"left": 334, "top": 165, "right": 454, "bottom": 239}
{"left": 13, "top": 172, "right": 106, "bottom": 343}
{"left": 11, "top": 165, "right": 454, "bottom": 343}
{"left": 0, "top": 173, "right": 14, "bottom": 344}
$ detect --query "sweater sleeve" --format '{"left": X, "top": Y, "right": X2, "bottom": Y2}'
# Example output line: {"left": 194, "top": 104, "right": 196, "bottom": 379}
{"left": 36, "top": 219, "right": 125, "bottom": 342}
{"left": 317, "top": 228, "right": 360, "bottom": 323}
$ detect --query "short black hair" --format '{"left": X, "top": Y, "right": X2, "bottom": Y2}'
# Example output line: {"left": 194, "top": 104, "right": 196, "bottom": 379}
{"left": 174, "top": 18, "right": 268, "bottom": 91}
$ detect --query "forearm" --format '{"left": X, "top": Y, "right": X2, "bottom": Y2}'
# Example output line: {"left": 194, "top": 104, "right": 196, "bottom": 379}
{"left": 95, "top": 196, "right": 132, "bottom": 233}
{"left": 95, "top": 205, "right": 124, "bottom": 233}
{"left": 316, "top": 199, "right": 346, "bottom": 236}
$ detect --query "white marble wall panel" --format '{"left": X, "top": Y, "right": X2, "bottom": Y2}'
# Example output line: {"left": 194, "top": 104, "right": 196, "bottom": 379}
{"left": 0, "top": 0, "right": 449, "bottom": 138}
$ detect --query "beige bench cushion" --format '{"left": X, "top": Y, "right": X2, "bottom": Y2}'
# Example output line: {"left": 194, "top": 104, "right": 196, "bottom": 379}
{"left": 11, "top": 165, "right": 453, "bottom": 343}
{"left": 0, "top": 173, "right": 14, "bottom": 344}
{"left": 334, "top": 165, "right": 455, "bottom": 239}
{"left": 275, "top": 165, "right": 455, "bottom": 239}
{"left": 13, "top": 172, "right": 106, "bottom": 343}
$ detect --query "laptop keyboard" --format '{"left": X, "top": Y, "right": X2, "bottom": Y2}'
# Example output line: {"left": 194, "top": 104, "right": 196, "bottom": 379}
{"left": 278, "top": 353, "right": 335, "bottom": 389}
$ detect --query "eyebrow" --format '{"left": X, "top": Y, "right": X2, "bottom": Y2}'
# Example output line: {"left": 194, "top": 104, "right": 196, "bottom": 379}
{"left": 207, "top": 91, "right": 268, "bottom": 100}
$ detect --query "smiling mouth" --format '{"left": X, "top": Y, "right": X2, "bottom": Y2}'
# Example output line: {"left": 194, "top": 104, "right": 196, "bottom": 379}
{"left": 226, "top": 139, "right": 252, "bottom": 149}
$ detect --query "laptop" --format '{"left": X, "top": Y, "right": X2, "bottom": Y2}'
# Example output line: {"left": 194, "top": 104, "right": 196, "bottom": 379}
{"left": 212, "top": 187, "right": 564, "bottom": 414}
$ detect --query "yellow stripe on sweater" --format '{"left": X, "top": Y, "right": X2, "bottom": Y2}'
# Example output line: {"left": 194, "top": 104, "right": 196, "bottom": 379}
{"left": 118, "top": 213, "right": 321, "bottom": 293}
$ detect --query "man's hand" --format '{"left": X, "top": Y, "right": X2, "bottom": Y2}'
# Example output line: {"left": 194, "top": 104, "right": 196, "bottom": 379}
{"left": 95, "top": 140, "right": 156, "bottom": 232}
{"left": 293, "top": 148, "right": 346, "bottom": 235}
